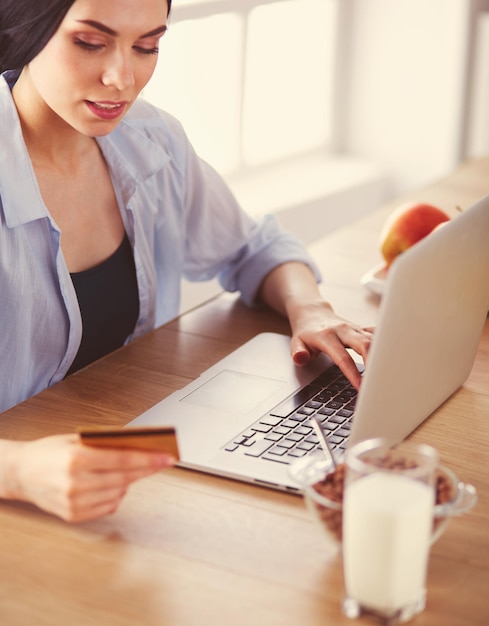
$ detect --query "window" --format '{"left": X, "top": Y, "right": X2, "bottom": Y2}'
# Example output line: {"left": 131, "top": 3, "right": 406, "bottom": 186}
{"left": 143, "top": 0, "right": 388, "bottom": 313}
{"left": 143, "top": 0, "right": 339, "bottom": 178}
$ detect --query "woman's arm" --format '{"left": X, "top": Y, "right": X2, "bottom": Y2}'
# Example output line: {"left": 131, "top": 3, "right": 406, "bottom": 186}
{"left": 258, "top": 261, "right": 373, "bottom": 390}
{"left": 0, "top": 435, "right": 175, "bottom": 522}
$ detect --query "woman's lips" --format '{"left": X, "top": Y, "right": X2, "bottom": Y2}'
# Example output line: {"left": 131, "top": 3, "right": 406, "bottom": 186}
{"left": 85, "top": 100, "right": 127, "bottom": 120}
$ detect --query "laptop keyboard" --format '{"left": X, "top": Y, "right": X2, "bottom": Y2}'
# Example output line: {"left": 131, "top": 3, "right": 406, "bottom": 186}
{"left": 223, "top": 363, "right": 363, "bottom": 464}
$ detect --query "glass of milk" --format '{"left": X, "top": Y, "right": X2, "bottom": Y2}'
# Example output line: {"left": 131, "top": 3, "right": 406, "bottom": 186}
{"left": 342, "top": 438, "right": 438, "bottom": 623}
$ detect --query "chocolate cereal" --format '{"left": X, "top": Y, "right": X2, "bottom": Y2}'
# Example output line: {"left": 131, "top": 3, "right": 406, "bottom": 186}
{"left": 311, "top": 461, "right": 455, "bottom": 542}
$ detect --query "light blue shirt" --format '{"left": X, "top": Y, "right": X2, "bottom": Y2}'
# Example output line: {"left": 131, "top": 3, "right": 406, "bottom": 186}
{"left": 0, "top": 70, "right": 319, "bottom": 413}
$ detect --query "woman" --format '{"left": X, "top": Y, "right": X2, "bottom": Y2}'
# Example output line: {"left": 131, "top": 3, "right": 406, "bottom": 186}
{"left": 0, "top": 0, "right": 373, "bottom": 522}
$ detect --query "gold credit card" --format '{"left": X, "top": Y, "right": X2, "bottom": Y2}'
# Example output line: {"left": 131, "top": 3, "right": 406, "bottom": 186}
{"left": 78, "top": 426, "right": 180, "bottom": 459}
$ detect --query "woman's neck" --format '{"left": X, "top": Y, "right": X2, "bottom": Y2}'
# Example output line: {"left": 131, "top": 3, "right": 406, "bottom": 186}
{"left": 12, "top": 67, "right": 95, "bottom": 174}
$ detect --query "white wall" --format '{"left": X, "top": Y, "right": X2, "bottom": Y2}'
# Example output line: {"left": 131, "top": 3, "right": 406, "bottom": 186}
{"left": 339, "top": 0, "right": 487, "bottom": 194}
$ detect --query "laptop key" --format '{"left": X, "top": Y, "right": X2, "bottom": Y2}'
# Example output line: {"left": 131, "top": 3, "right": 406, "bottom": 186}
{"left": 243, "top": 439, "right": 275, "bottom": 457}
{"left": 264, "top": 432, "right": 284, "bottom": 442}
{"left": 294, "top": 425, "right": 313, "bottom": 436}
{"left": 288, "top": 413, "right": 309, "bottom": 423}
{"left": 327, "top": 434, "right": 345, "bottom": 445}
{"left": 297, "top": 441, "right": 316, "bottom": 451}
{"left": 276, "top": 439, "right": 296, "bottom": 449}
{"left": 297, "top": 406, "right": 316, "bottom": 416}
{"left": 266, "top": 446, "right": 288, "bottom": 456}
{"left": 273, "top": 425, "right": 292, "bottom": 435}
{"left": 260, "top": 415, "right": 283, "bottom": 427}
{"left": 261, "top": 453, "right": 291, "bottom": 465}
{"left": 325, "top": 400, "right": 343, "bottom": 409}
{"left": 318, "top": 406, "right": 335, "bottom": 416}
{"left": 330, "top": 415, "right": 346, "bottom": 424}
{"left": 304, "top": 435, "right": 319, "bottom": 444}
{"left": 287, "top": 449, "right": 307, "bottom": 458}
{"left": 282, "top": 419, "right": 300, "bottom": 429}
{"left": 285, "top": 432, "right": 304, "bottom": 442}
{"left": 251, "top": 423, "right": 273, "bottom": 433}
{"left": 314, "top": 390, "right": 336, "bottom": 403}
{"left": 330, "top": 381, "right": 347, "bottom": 391}
{"left": 305, "top": 400, "right": 322, "bottom": 410}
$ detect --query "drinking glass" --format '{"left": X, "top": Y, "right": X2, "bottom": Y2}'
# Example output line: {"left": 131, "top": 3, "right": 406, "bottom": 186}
{"left": 342, "top": 438, "right": 438, "bottom": 624}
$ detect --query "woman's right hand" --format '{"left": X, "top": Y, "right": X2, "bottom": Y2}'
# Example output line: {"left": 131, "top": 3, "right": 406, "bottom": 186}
{"left": 1, "top": 434, "right": 175, "bottom": 522}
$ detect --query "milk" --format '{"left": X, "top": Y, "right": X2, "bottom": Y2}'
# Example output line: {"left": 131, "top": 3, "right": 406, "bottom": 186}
{"left": 343, "top": 472, "right": 434, "bottom": 614}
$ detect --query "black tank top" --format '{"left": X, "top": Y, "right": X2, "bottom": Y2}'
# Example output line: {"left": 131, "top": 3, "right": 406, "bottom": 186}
{"left": 66, "top": 233, "right": 139, "bottom": 375}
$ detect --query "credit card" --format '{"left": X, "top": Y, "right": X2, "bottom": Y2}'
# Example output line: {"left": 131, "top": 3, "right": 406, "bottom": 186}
{"left": 78, "top": 425, "right": 180, "bottom": 459}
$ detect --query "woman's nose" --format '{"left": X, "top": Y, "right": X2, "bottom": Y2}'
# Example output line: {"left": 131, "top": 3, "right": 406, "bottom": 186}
{"left": 101, "top": 50, "right": 135, "bottom": 90}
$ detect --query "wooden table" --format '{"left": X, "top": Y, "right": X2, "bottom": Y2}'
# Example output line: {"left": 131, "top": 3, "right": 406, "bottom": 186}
{"left": 1, "top": 157, "right": 488, "bottom": 626}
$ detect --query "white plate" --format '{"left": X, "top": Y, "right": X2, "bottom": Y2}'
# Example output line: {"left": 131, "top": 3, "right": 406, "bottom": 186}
{"left": 360, "top": 263, "right": 388, "bottom": 295}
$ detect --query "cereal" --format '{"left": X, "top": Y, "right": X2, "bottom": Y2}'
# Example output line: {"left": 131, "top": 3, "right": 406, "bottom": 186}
{"left": 310, "top": 461, "right": 455, "bottom": 543}
{"left": 311, "top": 463, "right": 346, "bottom": 541}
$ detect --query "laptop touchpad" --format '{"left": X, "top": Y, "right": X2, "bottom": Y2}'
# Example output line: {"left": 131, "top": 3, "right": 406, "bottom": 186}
{"left": 181, "top": 370, "right": 286, "bottom": 414}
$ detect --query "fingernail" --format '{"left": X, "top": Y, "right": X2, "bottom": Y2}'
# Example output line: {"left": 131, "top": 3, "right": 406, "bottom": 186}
{"left": 293, "top": 351, "right": 310, "bottom": 366}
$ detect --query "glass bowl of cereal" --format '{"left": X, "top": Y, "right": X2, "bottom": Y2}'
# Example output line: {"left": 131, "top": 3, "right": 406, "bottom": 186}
{"left": 289, "top": 449, "right": 477, "bottom": 546}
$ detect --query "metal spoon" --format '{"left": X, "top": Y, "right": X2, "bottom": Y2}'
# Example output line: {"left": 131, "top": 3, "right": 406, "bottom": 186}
{"left": 311, "top": 415, "right": 337, "bottom": 470}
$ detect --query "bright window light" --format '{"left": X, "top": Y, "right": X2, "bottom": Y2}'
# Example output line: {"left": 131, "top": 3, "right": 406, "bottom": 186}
{"left": 144, "top": 13, "right": 244, "bottom": 174}
{"left": 243, "top": 0, "right": 337, "bottom": 166}
{"left": 143, "top": 0, "right": 339, "bottom": 176}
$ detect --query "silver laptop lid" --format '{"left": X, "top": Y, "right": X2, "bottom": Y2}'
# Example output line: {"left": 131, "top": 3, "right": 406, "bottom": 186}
{"left": 349, "top": 194, "right": 489, "bottom": 445}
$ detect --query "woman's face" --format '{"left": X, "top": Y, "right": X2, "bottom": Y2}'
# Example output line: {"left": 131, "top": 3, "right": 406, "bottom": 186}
{"left": 23, "top": 0, "right": 169, "bottom": 136}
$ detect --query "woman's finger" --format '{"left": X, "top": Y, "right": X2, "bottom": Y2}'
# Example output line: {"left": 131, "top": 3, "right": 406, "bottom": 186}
{"left": 73, "top": 444, "right": 176, "bottom": 473}
{"left": 58, "top": 486, "right": 129, "bottom": 522}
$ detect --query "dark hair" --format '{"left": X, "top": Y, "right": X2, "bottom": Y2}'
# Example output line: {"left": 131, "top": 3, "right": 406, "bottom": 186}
{"left": 0, "top": 0, "right": 172, "bottom": 73}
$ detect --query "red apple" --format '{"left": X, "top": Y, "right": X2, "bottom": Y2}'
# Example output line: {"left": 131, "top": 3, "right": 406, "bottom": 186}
{"left": 380, "top": 202, "right": 450, "bottom": 267}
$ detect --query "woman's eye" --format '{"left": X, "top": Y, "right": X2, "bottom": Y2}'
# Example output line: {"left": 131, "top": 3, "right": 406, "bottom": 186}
{"left": 74, "top": 38, "right": 103, "bottom": 52}
{"left": 134, "top": 46, "right": 159, "bottom": 56}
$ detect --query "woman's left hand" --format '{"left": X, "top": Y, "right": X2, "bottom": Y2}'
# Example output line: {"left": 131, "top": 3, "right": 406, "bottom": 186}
{"left": 287, "top": 299, "right": 374, "bottom": 390}
{"left": 258, "top": 261, "right": 374, "bottom": 389}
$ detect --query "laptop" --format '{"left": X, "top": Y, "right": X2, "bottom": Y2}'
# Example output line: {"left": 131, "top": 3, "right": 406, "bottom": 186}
{"left": 128, "top": 194, "right": 489, "bottom": 491}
